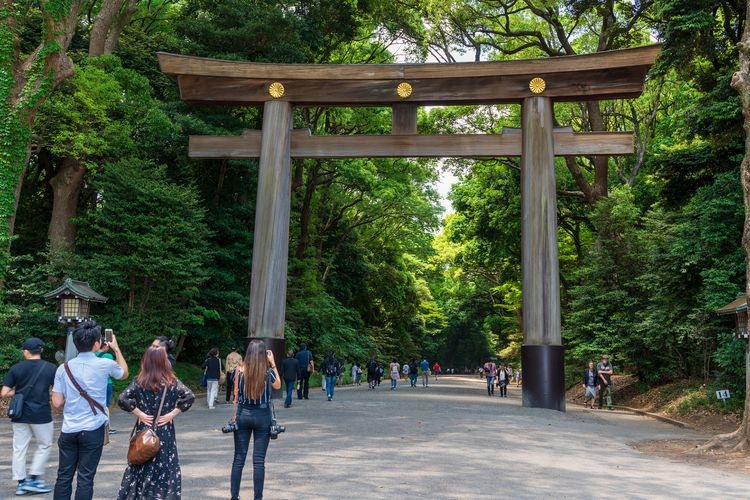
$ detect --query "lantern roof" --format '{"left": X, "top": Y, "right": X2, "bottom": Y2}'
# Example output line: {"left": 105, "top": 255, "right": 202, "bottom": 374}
{"left": 716, "top": 296, "right": 747, "bottom": 315}
{"left": 43, "top": 278, "right": 107, "bottom": 303}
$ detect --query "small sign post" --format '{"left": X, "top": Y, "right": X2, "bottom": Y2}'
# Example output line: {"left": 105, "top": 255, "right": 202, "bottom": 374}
{"left": 716, "top": 389, "right": 730, "bottom": 406}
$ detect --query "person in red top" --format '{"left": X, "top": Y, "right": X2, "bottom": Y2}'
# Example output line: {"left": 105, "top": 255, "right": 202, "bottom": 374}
{"left": 432, "top": 362, "right": 441, "bottom": 381}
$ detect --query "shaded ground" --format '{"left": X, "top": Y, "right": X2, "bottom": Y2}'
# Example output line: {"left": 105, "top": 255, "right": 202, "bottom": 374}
{"left": 2, "top": 376, "right": 750, "bottom": 499}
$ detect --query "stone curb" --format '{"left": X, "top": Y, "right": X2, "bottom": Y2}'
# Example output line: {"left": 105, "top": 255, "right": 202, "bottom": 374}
{"left": 615, "top": 405, "right": 691, "bottom": 429}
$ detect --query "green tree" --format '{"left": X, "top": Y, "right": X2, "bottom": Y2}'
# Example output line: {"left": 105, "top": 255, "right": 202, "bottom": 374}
{"left": 72, "top": 159, "right": 211, "bottom": 356}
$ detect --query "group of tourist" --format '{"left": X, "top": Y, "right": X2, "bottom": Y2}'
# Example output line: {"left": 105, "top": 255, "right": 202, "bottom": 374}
{"left": 1, "top": 322, "right": 282, "bottom": 499}
{"left": 482, "top": 359, "right": 513, "bottom": 397}
{"left": 581, "top": 354, "right": 615, "bottom": 410}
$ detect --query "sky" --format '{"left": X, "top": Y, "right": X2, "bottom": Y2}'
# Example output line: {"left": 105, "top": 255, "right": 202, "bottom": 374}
{"left": 389, "top": 42, "right": 476, "bottom": 215}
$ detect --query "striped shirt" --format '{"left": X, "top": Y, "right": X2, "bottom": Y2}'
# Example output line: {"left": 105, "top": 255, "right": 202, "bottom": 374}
{"left": 236, "top": 368, "right": 276, "bottom": 405}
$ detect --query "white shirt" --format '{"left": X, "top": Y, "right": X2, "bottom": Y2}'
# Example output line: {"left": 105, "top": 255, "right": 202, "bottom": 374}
{"left": 53, "top": 352, "right": 124, "bottom": 433}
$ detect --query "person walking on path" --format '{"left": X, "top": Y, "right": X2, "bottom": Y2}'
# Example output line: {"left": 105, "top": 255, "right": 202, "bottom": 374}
{"left": 322, "top": 351, "right": 340, "bottom": 401}
{"left": 516, "top": 369, "right": 522, "bottom": 387}
{"left": 351, "top": 362, "right": 359, "bottom": 386}
{"left": 432, "top": 361, "right": 440, "bottom": 381}
{"left": 408, "top": 359, "right": 419, "bottom": 387}
{"left": 582, "top": 361, "right": 598, "bottom": 409}
{"left": 497, "top": 363, "right": 510, "bottom": 397}
{"left": 116, "top": 347, "right": 195, "bottom": 499}
{"left": 1, "top": 337, "right": 58, "bottom": 496}
{"left": 280, "top": 350, "right": 298, "bottom": 408}
{"left": 225, "top": 347, "right": 243, "bottom": 403}
{"left": 51, "top": 321, "right": 129, "bottom": 500}
{"left": 366, "top": 357, "right": 379, "bottom": 390}
{"left": 420, "top": 358, "right": 430, "bottom": 387}
{"left": 229, "top": 340, "right": 281, "bottom": 500}
{"left": 202, "top": 348, "right": 221, "bottom": 409}
{"left": 401, "top": 362, "right": 409, "bottom": 381}
{"left": 389, "top": 359, "right": 400, "bottom": 390}
{"left": 483, "top": 358, "right": 497, "bottom": 396}
{"left": 597, "top": 355, "right": 614, "bottom": 410}
{"left": 295, "top": 344, "right": 313, "bottom": 400}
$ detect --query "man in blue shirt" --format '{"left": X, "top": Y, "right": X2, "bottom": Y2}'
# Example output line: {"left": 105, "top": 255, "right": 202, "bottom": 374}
{"left": 51, "top": 321, "right": 128, "bottom": 500}
{"left": 420, "top": 358, "right": 430, "bottom": 387}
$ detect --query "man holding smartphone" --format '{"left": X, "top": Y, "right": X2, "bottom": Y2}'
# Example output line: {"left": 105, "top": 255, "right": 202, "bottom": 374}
{"left": 51, "top": 321, "right": 128, "bottom": 500}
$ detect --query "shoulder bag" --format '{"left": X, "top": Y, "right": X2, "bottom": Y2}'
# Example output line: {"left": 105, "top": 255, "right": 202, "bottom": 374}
{"left": 7, "top": 362, "right": 46, "bottom": 419}
{"left": 306, "top": 352, "right": 314, "bottom": 373}
{"left": 127, "top": 385, "right": 168, "bottom": 465}
{"left": 219, "top": 358, "right": 226, "bottom": 385}
{"left": 63, "top": 362, "right": 111, "bottom": 444}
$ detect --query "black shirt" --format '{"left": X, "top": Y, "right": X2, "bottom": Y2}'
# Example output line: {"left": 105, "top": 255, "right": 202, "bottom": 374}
{"left": 295, "top": 350, "right": 312, "bottom": 374}
{"left": 2, "top": 359, "right": 57, "bottom": 424}
{"left": 203, "top": 356, "right": 221, "bottom": 379}
{"left": 281, "top": 356, "right": 299, "bottom": 382}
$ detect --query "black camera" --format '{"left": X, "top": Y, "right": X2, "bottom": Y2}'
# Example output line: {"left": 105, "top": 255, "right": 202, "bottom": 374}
{"left": 269, "top": 419, "right": 285, "bottom": 439}
{"left": 221, "top": 421, "right": 238, "bottom": 434}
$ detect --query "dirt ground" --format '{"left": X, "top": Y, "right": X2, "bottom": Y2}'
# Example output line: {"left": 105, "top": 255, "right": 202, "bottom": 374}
{"left": 634, "top": 439, "right": 750, "bottom": 474}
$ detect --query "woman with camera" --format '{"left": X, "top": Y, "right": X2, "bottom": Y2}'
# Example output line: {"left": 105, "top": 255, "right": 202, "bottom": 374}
{"left": 229, "top": 340, "right": 281, "bottom": 500}
{"left": 117, "top": 346, "right": 195, "bottom": 499}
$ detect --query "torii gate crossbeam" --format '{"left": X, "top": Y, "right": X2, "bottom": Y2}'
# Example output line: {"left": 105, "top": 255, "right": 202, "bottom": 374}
{"left": 159, "top": 45, "right": 660, "bottom": 412}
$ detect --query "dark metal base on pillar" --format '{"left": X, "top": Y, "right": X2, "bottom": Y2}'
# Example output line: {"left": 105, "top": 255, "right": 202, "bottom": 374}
{"left": 521, "top": 344, "right": 565, "bottom": 412}
{"left": 246, "top": 337, "right": 286, "bottom": 397}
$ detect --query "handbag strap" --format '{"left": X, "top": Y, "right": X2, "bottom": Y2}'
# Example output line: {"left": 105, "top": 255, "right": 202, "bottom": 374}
{"left": 152, "top": 384, "right": 169, "bottom": 429}
{"left": 63, "top": 362, "right": 107, "bottom": 416}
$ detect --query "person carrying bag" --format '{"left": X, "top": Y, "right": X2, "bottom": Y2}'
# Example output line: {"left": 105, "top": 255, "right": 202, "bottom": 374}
{"left": 127, "top": 385, "right": 167, "bottom": 465}
{"left": 117, "top": 346, "right": 195, "bottom": 499}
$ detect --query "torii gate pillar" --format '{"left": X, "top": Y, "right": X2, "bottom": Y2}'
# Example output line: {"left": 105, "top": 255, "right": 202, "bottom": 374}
{"left": 521, "top": 96, "right": 564, "bottom": 411}
{"left": 247, "top": 100, "right": 292, "bottom": 362}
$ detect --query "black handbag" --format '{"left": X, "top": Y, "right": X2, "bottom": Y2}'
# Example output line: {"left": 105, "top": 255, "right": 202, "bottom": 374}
{"left": 7, "top": 393, "right": 24, "bottom": 419}
{"left": 7, "top": 362, "right": 46, "bottom": 419}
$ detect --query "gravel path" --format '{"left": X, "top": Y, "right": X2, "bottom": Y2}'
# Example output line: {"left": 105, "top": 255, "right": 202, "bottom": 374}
{"left": 1, "top": 376, "right": 748, "bottom": 499}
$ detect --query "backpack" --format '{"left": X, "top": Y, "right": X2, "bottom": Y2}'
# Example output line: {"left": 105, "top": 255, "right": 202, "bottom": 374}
{"left": 325, "top": 359, "right": 338, "bottom": 376}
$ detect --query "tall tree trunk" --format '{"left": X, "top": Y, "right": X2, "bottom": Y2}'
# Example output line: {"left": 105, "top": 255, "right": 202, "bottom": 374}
{"left": 89, "top": 0, "right": 124, "bottom": 56}
{"left": 734, "top": 0, "right": 750, "bottom": 448}
{"left": 295, "top": 163, "right": 319, "bottom": 259}
{"left": 102, "top": 0, "right": 138, "bottom": 54}
{"left": 695, "top": 2, "right": 750, "bottom": 451}
{"left": 1, "top": 0, "right": 84, "bottom": 284}
{"left": 48, "top": 156, "right": 86, "bottom": 253}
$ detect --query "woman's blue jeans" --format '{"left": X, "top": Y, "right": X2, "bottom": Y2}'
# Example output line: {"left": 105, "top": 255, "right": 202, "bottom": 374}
{"left": 325, "top": 375, "right": 336, "bottom": 398}
{"left": 284, "top": 379, "right": 295, "bottom": 406}
{"left": 231, "top": 405, "right": 271, "bottom": 500}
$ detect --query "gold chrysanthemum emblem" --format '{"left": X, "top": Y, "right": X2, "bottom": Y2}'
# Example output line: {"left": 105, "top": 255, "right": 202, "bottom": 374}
{"left": 529, "top": 77, "right": 546, "bottom": 94}
{"left": 268, "top": 82, "right": 285, "bottom": 99}
{"left": 396, "top": 82, "right": 413, "bottom": 99}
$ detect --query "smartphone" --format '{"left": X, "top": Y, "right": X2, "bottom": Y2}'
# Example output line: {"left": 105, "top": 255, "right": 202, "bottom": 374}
{"left": 104, "top": 328, "right": 113, "bottom": 343}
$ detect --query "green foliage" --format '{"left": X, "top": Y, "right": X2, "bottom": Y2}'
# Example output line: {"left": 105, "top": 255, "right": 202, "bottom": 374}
{"left": 71, "top": 159, "right": 211, "bottom": 358}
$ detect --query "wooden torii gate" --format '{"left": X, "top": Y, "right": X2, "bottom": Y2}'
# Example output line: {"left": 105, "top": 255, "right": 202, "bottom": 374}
{"left": 159, "top": 45, "right": 659, "bottom": 411}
